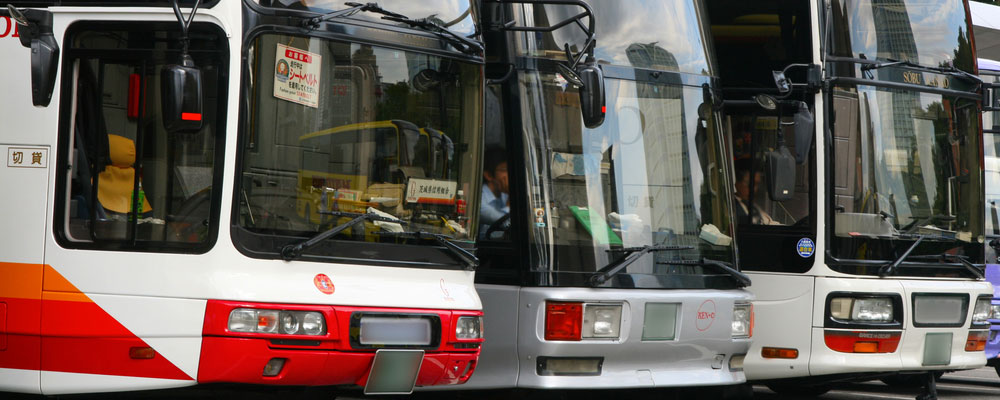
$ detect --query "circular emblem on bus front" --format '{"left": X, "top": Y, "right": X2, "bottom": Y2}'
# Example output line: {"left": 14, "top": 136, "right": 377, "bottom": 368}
{"left": 796, "top": 238, "right": 815, "bottom": 258}
{"left": 696, "top": 299, "right": 716, "bottom": 331}
{"left": 314, "top": 274, "right": 335, "bottom": 295}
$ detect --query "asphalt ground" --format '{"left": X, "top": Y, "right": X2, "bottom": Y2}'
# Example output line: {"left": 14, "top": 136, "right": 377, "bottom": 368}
{"left": 3, "top": 367, "right": 999, "bottom": 399}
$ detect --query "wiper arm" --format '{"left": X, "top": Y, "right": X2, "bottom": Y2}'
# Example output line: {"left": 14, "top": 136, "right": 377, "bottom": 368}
{"left": 280, "top": 211, "right": 405, "bottom": 261}
{"left": 654, "top": 258, "right": 752, "bottom": 288}
{"left": 904, "top": 254, "right": 984, "bottom": 279}
{"left": 377, "top": 231, "right": 478, "bottom": 270}
{"left": 588, "top": 245, "right": 693, "bottom": 287}
{"left": 900, "top": 214, "right": 956, "bottom": 234}
{"left": 381, "top": 15, "right": 483, "bottom": 55}
{"left": 878, "top": 235, "right": 926, "bottom": 277}
{"left": 860, "top": 59, "right": 982, "bottom": 84}
{"left": 302, "top": 2, "right": 406, "bottom": 29}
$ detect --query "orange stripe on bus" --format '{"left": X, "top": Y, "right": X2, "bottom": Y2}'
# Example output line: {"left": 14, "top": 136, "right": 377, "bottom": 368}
{"left": 43, "top": 264, "right": 84, "bottom": 293}
{"left": 41, "top": 291, "right": 91, "bottom": 303}
{"left": 0, "top": 262, "right": 42, "bottom": 300}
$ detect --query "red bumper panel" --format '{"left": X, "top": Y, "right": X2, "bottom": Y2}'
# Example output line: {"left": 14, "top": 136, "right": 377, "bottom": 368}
{"left": 199, "top": 300, "right": 482, "bottom": 387}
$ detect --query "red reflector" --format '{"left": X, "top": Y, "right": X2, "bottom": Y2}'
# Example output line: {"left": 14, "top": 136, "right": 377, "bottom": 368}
{"left": 544, "top": 301, "right": 582, "bottom": 341}
{"left": 824, "top": 330, "right": 901, "bottom": 353}
{"left": 601, "top": 106, "right": 606, "bottom": 113}
{"left": 761, "top": 347, "right": 798, "bottom": 359}
{"left": 129, "top": 346, "right": 156, "bottom": 359}
{"left": 181, "top": 112, "right": 202, "bottom": 121}
{"left": 966, "top": 331, "right": 988, "bottom": 351}
{"left": 127, "top": 74, "right": 141, "bottom": 119}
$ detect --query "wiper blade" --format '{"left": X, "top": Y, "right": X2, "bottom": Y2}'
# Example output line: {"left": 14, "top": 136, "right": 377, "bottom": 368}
{"left": 860, "top": 59, "right": 982, "bottom": 84}
{"left": 900, "top": 214, "right": 956, "bottom": 234}
{"left": 588, "top": 245, "right": 693, "bottom": 287}
{"left": 302, "top": 2, "right": 406, "bottom": 29}
{"left": 381, "top": 15, "right": 483, "bottom": 55}
{"left": 902, "top": 254, "right": 984, "bottom": 279}
{"left": 377, "top": 231, "right": 478, "bottom": 270}
{"left": 654, "top": 258, "right": 752, "bottom": 288}
{"left": 280, "top": 210, "right": 405, "bottom": 261}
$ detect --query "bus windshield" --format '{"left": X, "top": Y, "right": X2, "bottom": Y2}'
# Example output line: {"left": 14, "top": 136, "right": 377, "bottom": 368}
{"left": 239, "top": 34, "right": 483, "bottom": 256}
{"left": 830, "top": 84, "right": 984, "bottom": 270}
{"left": 830, "top": 0, "right": 975, "bottom": 71}
{"left": 518, "top": 70, "right": 737, "bottom": 287}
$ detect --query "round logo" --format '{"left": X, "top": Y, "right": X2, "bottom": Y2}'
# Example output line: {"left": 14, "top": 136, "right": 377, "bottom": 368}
{"left": 796, "top": 238, "right": 815, "bottom": 258}
{"left": 313, "top": 274, "right": 335, "bottom": 295}
{"left": 696, "top": 299, "right": 716, "bottom": 331}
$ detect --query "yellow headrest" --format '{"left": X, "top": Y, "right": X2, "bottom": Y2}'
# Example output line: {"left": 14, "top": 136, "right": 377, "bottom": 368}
{"left": 108, "top": 134, "right": 135, "bottom": 167}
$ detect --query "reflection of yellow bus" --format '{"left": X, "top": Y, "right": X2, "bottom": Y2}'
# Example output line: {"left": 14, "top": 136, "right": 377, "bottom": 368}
{"left": 296, "top": 120, "right": 456, "bottom": 223}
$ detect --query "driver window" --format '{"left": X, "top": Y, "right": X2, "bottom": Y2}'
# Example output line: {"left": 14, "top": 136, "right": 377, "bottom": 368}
{"left": 58, "top": 24, "right": 225, "bottom": 250}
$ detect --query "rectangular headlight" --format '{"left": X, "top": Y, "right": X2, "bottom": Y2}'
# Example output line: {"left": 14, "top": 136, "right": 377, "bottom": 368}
{"left": 228, "top": 308, "right": 326, "bottom": 336}
{"left": 732, "top": 303, "right": 753, "bottom": 338}
{"left": 973, "top": 297, "right": 991, "bottom": 326}
{"left": 456, "top": 316, "right": 483, "bottom": 340}
{"left": 990, "top": 304, "right": 1000, "bottom": 320}
{"left": 582, "top": 304, "right": 622, "bottom": 339}
{"left": 830, "top": 297, "right": 893, "bottom": 322}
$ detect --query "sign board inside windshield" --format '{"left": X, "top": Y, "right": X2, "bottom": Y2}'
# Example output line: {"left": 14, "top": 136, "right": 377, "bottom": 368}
{"left": 274, "top": 43, "right": 322, "bottom": 108}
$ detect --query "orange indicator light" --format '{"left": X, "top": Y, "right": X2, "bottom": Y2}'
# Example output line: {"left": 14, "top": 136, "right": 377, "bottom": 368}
{"left": 966, "top": 331, "right": 988, "bottom": 351}
{"left": 853, "top": 342, "right": 879, "bottom": 353}
{"left": 761, "top": 347, "right": 798, "bottom": 359}
{"left": 129, "top": 346, "right": 156, "bottom": 359}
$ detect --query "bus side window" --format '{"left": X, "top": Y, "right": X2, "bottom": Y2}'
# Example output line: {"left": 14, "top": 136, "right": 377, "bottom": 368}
{"left": 476, "top": 85, "right": 519, "bottom": 284}
{"left": 58, "top": 23, "right": 227, "bottom": 252}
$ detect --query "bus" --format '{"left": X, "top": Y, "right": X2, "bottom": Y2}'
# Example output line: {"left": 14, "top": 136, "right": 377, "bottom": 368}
{"left": 706, "top": 0, "right": 992, "bottom": 395}
{"left": 0, "top": 0, "right": 485, "bottom": 395}
{"left": 447, "top": 0, "right": 755, "bottom": 391}
{"left": 981, "top": 58, "right": 1000, "bottom": 377}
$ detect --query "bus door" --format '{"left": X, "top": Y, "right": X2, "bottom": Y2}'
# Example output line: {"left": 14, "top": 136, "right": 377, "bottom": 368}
{"left": 0, "top": 6, "right": 59, "bottom": 395}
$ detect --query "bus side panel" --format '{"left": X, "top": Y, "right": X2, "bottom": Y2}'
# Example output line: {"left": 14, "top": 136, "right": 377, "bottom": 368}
{"left": 0, "top": 16, "right": 54, "bottom": 392}
{"left": 742, "top": 273, "right": 814, "bottom": 380}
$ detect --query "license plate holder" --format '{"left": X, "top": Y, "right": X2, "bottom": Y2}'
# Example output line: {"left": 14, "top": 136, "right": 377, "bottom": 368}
{"left": 922, "top": 332, "right": 952, "bottom": 366}
{"left": 363, "top": 349, "right": 424, "bottom": 395}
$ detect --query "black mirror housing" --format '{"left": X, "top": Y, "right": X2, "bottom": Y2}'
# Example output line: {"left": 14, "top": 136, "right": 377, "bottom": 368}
{"left": 161, "top": 55, "right": 203, "bottom": 132}
{"left": 578, "top": 63, "right": 605, "bottom": 128}
{"left": 793, "top": 102, "right": 814, "bottom": 164}
{"left": 6, "top": 7, "right": 59, "bottom": 107}
{"left": 766, "top": 146, "right": 796, "bottom": 201}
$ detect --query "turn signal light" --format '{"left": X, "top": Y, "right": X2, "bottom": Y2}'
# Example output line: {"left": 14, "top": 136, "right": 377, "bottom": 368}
{"left": 761, "top": 347, "right": 798, "bottom": 359}
{"left": 545, "top": 302, "right": 583, "bottom": 341}
{"left": 129, "top": 346, "right": 155, "bottom": 359}
{"left": 966, "top": 331, "right": 988, "bottom": 351}
{"left": 825, "top": 330, "right": 901, "bottom": 353}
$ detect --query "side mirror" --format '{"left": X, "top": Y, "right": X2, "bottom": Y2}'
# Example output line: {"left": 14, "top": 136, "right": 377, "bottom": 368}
{"left": 7, "top": 6, "right": 59, "bottom": 107}
{"left": 577, "top": 62, "right": 605, "bottom": 128}
{"left": 793, "top": 102, "right": 814, "bottom": 164}
{"left": 161, "top": 54, "right": 204, "bottom": 132}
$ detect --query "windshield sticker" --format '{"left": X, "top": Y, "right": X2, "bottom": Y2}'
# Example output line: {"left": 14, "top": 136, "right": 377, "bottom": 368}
{"left": 796, "top": 238, "right": 815, "bottom": 258}
{"left": 274, "top": 43, "right": 321, "bottom": 108}
{"left": 314, "top": 274, "right": 335, "bottom": 295}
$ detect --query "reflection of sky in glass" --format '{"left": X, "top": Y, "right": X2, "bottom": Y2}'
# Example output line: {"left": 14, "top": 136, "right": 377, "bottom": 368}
{"left": 840, "top": 0, "right": 970, "bottom": 68}
{"left": 266, "top": 0, "right": 477, "bottom": 36}
{"left": 542, "top": 0, "right": 712, "bottom": 75}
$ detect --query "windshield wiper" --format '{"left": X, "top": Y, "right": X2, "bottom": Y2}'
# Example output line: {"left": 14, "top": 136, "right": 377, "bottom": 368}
{"left": 381, "top": 15, "right": 483, "bottom": 55}
{"left": 280, "top": 211, "right": 405, "bottom": 261}
{"left": 902, "top": 254, "right": 984, "bottom": 279}
{"left": 877, "top": 233, "right": 972, "bottom": 277}
{"left": 588, "top": 245, "right": 693, "bottom": 287}
{"left": 654, "top": 258, "right": 752, "bottom": 288}
{"left": 860, "top": 59, "right": 982, "bottom": 84}
{"left": 302, "top": 2, "right": 405, "bottom": 29}
{"left": 377, "top": 231, "right": 478, "bottom": 270}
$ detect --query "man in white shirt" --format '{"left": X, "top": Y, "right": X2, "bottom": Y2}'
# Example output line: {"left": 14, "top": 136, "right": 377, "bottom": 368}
{"left": 480, "top": 147, "right": 510, "bottom": 238}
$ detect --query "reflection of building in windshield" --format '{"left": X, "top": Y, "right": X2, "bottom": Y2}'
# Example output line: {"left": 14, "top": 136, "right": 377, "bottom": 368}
{"left": 621, "top": 43, "right": 698, "bottom": 249}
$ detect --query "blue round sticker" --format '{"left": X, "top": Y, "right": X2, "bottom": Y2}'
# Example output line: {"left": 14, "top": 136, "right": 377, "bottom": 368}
{"left": 796, "top": 238, "right": 815, "bottom": 258}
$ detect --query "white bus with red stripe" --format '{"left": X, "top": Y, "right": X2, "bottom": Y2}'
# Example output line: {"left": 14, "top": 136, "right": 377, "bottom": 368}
{"left": 0, "top": 0, "right": 485, "bottom": 395}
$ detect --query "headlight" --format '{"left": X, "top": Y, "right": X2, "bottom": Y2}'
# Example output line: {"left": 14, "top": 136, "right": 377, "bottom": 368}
{"left": 973, "top": 297, "right": 991, "bottom": 326}
{"left": 830, "top": 297, "right": 893, "bottom": 322}
{"left": 989, "top": 304, "right": 1000, "bottom": 320}
{"left": 228, "top": 308, "right": 326, "bottom": 336}
{"left": 732, "top": 303, "right": 753, "bottom": 338}
{"left": 456, "top": 316, "right": 483, "bottom": 339}
{"left": 582, "top": 304, "right": 622, "bottom": 339}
